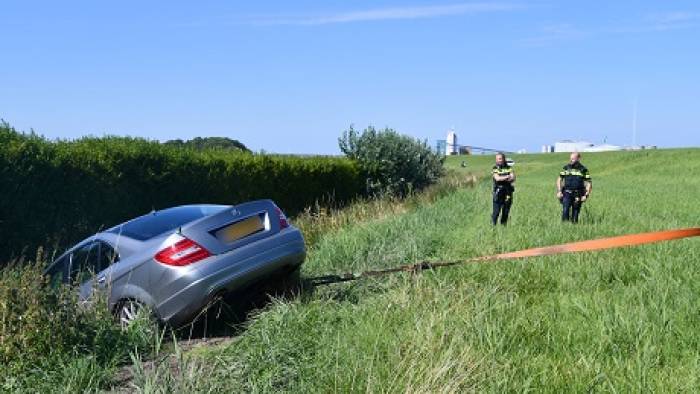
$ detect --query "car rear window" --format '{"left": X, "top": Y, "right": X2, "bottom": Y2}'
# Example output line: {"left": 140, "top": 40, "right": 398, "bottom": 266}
{"left": 107, "top": 205, "right": 229, "bottom": 241}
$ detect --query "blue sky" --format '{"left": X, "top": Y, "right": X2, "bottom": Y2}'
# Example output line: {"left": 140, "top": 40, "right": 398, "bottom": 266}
{"left": 2, "top": 1, "right": 699, "bottom": 154}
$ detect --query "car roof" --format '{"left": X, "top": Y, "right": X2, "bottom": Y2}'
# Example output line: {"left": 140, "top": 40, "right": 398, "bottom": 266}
{"left": 47, "top": 204, "right": 232, "bottom": 270}
{"left": 104, "top": 204, "right": 231, "bottom": 233}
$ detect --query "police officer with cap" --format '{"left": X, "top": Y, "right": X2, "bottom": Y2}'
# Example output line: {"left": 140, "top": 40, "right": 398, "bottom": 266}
{"left": 491, "top": 152, "right": 515, "bottom": 225}
{"left": 556, "top": 152, "right": 592, "bottom": 223}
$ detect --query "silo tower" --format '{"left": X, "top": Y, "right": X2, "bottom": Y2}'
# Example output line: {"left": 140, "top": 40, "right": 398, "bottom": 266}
{"left": 446, "top": 130, "right": 458, "bottom": 155}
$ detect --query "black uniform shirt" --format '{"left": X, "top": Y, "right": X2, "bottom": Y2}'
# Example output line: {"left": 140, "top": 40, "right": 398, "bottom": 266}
{"left": 559, "top": 162, "right": 591, "bottom": 191}
{"left": 492, "top": 164, "right": 514, "bottom": 191}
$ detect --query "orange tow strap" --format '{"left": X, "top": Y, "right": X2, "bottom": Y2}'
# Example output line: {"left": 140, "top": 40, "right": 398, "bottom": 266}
{"left": 308, "top": 227, "right": 700, "bottom": 286}
{"left": 482, "top": 227, "right": 700, "bottom": 260}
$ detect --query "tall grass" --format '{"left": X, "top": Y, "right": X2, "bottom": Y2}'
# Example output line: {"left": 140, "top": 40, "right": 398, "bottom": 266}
{"left": 295, "top": 170, "right": 477, "bottom": 249}
{"left": 124, "top": 148, "right": 700, "bottom": 392}
{"left": 0, "top": 169, "right": 473, "bottom": 392}
{"left": 0, "top": 252, "right": 154, "bottom": 391}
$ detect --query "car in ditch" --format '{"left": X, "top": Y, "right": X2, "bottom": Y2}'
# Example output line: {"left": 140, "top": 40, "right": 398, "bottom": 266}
{"left": 44, "top": 200, "right": 306, "bottom": 327}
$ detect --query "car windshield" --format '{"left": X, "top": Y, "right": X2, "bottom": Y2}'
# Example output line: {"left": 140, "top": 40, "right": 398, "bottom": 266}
{"left": 107, "top": 205, "right": 229, "bottom": 241}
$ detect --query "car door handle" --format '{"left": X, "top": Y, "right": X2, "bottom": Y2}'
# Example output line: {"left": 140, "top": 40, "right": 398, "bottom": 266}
{"left": 97, "top": 276, "right": 106, "bottom": 284}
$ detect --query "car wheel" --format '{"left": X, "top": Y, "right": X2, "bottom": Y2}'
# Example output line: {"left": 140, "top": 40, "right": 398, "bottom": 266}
{"left": 116, "top": 299, "right": 153, "bottom": 330}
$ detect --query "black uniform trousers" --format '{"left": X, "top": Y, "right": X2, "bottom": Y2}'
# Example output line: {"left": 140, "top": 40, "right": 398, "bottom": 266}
{"left": 492, "top": 187, "right": 513, "bottom": 225}
{"left": 561, "top": 189, "right": 584, "bottom": 223}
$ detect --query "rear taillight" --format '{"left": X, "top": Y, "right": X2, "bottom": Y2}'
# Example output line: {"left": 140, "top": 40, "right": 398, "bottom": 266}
{"left": 154, "top": 237, "right": 212, "bottom": 266}
{"left": 275, "top": 207, "right": 289, "bottom": 229}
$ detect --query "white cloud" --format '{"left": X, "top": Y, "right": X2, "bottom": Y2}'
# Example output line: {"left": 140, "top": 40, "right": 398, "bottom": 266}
{"left": 522, "top": 10, "right": 700, "bottom": 47}
{"left": 520, "top": 23, "right": 589, "bottom": 46}
{"left": 652, "top": 11, "right": 700, "bottom": 25}
{"left": 647, "top": 11, "right": 700, "bottom": 31}
{"left": 251, "top": 3, "right": 525, "bottom": 26}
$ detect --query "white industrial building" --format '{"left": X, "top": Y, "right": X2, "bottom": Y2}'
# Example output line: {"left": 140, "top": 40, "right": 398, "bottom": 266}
{"left": 553, "top": 140, "right": 623, "bottom": 153}
{"left": 446, "top": 131, "right": 458, "bottom": 155}
{"left": 554, "top": 140, "right": 594, "bottom": 152}
{"left": 584, "top": 143, "right": 624, "bottom": 152}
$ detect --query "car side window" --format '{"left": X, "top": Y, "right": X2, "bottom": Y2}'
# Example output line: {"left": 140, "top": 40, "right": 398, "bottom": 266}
{"left": 69, "top": 242, "right": 100, "bottom": 284}
{"left": 46, "top": 255, "right": 69, "bottom": 286}
{"left": 97, "top": 241, "right": 119, "bottom": 272}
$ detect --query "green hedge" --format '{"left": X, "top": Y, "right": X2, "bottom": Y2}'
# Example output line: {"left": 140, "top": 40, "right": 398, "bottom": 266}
{"left": 0, "top": 123, "right": 362, "bottom": 263}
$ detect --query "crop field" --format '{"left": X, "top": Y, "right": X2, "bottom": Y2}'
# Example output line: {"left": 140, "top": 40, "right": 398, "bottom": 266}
{"left": 3, "top": 148, "right": 700, "bottom": 392}
{"left": 120, "top": 148, "right": 700, "bottom": 392}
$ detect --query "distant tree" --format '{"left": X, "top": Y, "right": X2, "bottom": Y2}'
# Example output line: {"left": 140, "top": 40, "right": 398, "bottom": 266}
{"left": 164, "top": 136, "right": 250, "bottom": 152}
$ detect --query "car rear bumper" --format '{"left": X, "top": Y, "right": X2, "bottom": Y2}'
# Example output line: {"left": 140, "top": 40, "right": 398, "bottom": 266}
{"left": 156, "top": 228, "right": 305, "bottom": 327}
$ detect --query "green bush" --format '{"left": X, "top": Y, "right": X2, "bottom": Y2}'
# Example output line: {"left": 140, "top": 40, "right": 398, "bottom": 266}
{"left": 0, "top": 122, "right": 363, "bottom": 263}
{"left": 339, "top": 125, "right": 444, "bottom": 196}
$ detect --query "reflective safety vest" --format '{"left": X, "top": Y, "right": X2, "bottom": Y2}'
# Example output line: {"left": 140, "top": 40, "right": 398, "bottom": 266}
{"left": 559, "top": 162, "right": 591, "bottom": 191}
{"left": 492, "top": 165, "right": 514, "bottom": 191}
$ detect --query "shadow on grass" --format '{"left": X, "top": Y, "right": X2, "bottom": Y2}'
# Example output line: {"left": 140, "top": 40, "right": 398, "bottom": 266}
{"left": 172, "top": 273, "right": 392, "bottom": 343}
{"left": 172, "top": 274, "right": 319, "bottom": 343}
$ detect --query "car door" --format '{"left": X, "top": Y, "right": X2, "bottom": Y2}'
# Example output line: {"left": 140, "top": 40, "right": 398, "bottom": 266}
{"left": 69, "top": 242, "right": 100, "bottom": 284}
{"left": 70, "top": 240, "right": 118, "bottom": 300}
{"left": 94, "top": 241, "right": 119, "bottom": 287}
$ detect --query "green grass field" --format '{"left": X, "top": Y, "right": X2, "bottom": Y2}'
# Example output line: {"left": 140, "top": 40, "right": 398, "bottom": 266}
{"left": 5, "top": 148, "right": 699, "bottom": 392}
{"left": 120, "top": 148, "right": 700, "bottom": 392}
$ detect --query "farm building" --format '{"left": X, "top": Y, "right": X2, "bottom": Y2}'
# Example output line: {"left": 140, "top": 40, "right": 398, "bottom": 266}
{"left": 553, "top": 140, "right": 623, "bottom": 153}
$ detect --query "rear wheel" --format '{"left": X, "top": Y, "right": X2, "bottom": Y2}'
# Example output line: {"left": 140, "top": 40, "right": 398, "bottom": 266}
{"left": 115, "top": 299, "right": 157, "bottom": 331}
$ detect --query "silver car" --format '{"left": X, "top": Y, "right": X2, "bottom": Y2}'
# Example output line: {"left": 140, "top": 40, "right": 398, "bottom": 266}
{"left": 44, "top": 200, "right": 306, "bottom": 327}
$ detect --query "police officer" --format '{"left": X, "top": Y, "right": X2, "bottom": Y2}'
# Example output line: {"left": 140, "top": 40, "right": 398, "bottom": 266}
{"left": 491, "top": 152, "right": 515, "bottom": 225}
{"left": 556, "top": 152, "right": 592, "bottom": 223}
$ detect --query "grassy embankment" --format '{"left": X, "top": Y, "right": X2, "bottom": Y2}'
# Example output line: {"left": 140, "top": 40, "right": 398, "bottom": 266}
{"left": 0, "top": 167, "right": 473, "bottom": 392}
{"left": 125, "top": 148, "right": 700, "bottom": 392}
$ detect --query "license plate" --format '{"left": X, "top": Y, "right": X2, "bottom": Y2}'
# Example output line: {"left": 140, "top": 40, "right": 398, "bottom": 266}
{"left": 214, "top": 215, "right": 264, "bottom": 243}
